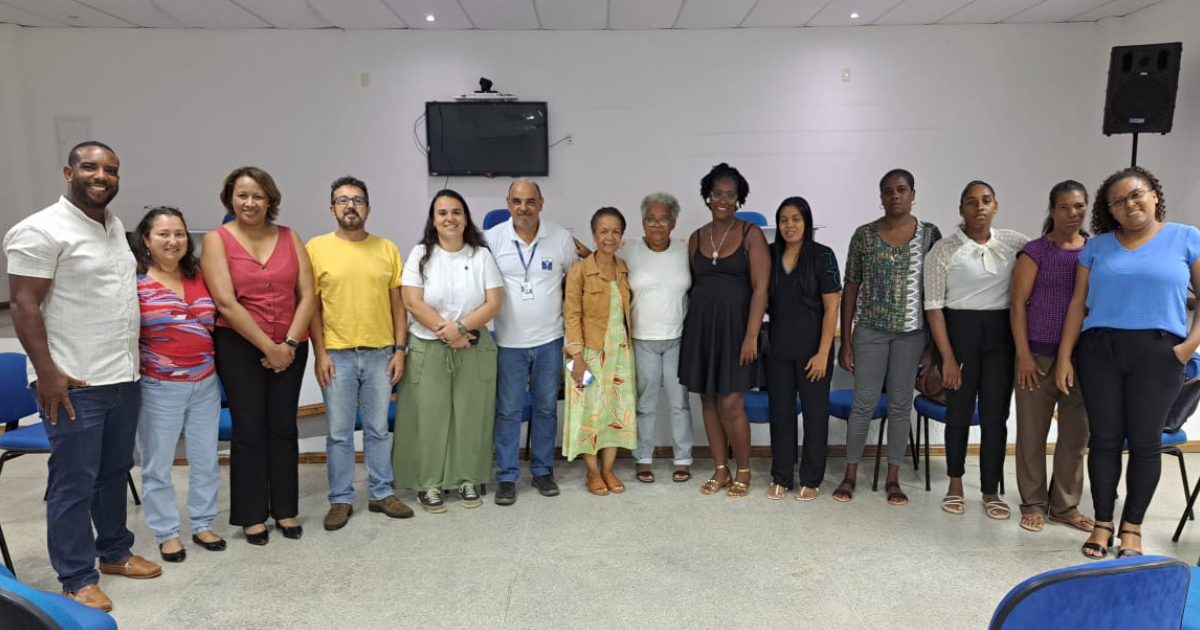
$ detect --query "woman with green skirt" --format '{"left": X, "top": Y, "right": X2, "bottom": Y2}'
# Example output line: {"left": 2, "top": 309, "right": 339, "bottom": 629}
{"left": 395, "top": 189, "right": 503, "bottom": 513}
{"left": 563, "top": 207, "right": 638, "bottom": 496}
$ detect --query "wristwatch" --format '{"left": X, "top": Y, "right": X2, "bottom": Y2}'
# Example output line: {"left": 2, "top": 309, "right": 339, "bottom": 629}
{"left": 284, "top": 337, "right": 299, "bottom": 348}
{"left": 393, "top": 345, "right": 409, "bottom": 354}
{"left": 456, "top": 320, "right": 468, "bottom": 335}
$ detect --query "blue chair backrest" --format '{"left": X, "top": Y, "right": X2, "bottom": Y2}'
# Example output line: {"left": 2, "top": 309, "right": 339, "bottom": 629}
{"left": 990, "top": 555, "right": 1189, "bottom": 629}
{"left": 0, "top": 564, "right": 117, "bottom": 630}
{"left": 482, "top": 209, "right": 511, "bottom": 230}
{"left": 1187, "top": 355, "right": 1200, "bottom": 381}
{"left": 734, "top": 211, "right": 767, "bottom": 227}
{"left": 0, "top": 353, "right": 37, "bottom": 426}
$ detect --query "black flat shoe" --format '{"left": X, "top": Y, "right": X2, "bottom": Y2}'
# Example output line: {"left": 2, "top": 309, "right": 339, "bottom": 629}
{"left": 244, "top": 526, "right": 269, "bottom": 546}
{"left": 275, "top": 521, "right": 303, "bottom": 540}
{"left": 192, "top": 534, "right": 227, "bottom": 552}
{"left": 159, "top": 542, "right": 186, "bottom": 563}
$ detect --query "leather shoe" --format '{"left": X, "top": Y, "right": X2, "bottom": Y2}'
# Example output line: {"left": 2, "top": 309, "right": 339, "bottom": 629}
{"left": 63, "top": 584, "right": 112, "bottom": 612}
{"left": 275, "top": 520, "right": 303, "bottom": 540}
{"left": 495, "top": 481, "right": 517, "bottom": 505}
{"left": 531, "top": 474, "right": 560, "bottom": 497}
{"left": 324, "top": 503, "right": 354, "bottom": 530}
{"left": 158, "top": 541, "right": 186, "bottom": 563}
{"left": 99, "top": 555, "right": 162, "bottom": 579}
{"left": 369, "top": 496, "right": 415, "bottom": 519}
{"left": 244, "top": 526, "right": 269, "bottom": 546}
{"left": 192, "top": 533, "right": 227, "bottom": 551}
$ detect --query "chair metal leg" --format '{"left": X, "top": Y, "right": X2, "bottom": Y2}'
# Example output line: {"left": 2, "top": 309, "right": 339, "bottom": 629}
{"left": 911, "top": 425, "right": 919, "bottom": 471}
{"left": 1171, "top": 448, "right": 1193, "bottom": 520}
{"left": 923, "top": 415, "right": 932, "bottom": 492}
{"left": 524, "top": 425, "right": 532, "bottom": 462}
{"left": 0, "top": 520, "right": 13, "bottom": 576}
{"left": 1173, "top": 474, "right": 1200, "bottom": 543}
{"left": 128, "top": 472, "right": 141, "bottom": 505}
{"left": 872, "top": 418, "right": 885, "bottom": 492}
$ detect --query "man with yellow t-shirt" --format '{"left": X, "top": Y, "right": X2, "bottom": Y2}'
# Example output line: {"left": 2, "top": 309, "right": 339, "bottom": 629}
{"left": 307, "top": 176, "right": 413, "bottom": 530}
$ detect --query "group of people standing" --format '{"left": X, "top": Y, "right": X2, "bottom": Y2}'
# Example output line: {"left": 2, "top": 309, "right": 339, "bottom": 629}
{"left": 4, "top": 141, "right": 1198, "bottom": 613}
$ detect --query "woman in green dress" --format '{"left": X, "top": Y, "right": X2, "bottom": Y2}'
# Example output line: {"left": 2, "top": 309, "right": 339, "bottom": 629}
{"left": 563, "top": 207, "right": 638, "bottom": 496}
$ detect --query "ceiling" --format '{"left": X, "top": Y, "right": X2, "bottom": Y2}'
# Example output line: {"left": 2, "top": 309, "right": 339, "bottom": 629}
{"left": 0, "top": 0, "right": 1168, "bottom": 30}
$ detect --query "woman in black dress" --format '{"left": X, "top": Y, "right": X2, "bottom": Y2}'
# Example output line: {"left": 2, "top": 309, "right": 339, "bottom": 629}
{"left": 679, "top": 163, "right": 770, "bottom": 498}
{"left": 764, "top": 198, "right": 841, "bottom": 501}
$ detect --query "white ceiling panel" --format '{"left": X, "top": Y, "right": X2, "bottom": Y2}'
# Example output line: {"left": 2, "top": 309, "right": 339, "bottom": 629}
{"left": 674, "top": 0, "right": 755, "bottom": 29}
{"left": 808, "top": 0, "right": 904, "bottom": 27}
{"left": 74, "top": 0, "right": 185, "bottom": 27}
{"left": 233, "top": 0, "right": 332, "bottom": 28}
{"left": 1006, "top": 0, "right": 1109, "bottom": 23}
{"left": 534, "top": 0, "right": 606, "bottom": 30}
{"left": 1071, "top": 0, "right": 1160, "bottom": 22}
{"left": 0, "top": 2, "right": 68, "bottom": 26}
{"left": 383, "top": 0, "right": 472, "bottom": 29}
{"left": 308, "top": 0, "right": 406, "bottom": 28}
{"left": 608, "top": 0, "right": 681, "bottom": 29}
{"left": 939, "top": 0, "right": 1041, "bottom": 23}
{"left": 1, "top": 0, "right": 133, "bottom": 26}
{"left": 459, "top": 0, "right": 538, "bottom": 29}
{"left": 874, "top": 0, "right": 971, "bottom": 25}
{"left": 740, "top": 0, "right": 826, "bottom": 28}
{"left": 153, "top": 0, "right": 270, "bottom": 27}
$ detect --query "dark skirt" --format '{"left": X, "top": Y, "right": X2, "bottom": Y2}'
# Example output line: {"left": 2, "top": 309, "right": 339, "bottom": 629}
{"left": 679, "top": 294, "right": 761, "bottom": 395}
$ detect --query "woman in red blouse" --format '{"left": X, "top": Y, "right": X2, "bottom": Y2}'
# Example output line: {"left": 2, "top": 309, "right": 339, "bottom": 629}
{"left": 201, "top": 167, "right": 316, "bottom": 545}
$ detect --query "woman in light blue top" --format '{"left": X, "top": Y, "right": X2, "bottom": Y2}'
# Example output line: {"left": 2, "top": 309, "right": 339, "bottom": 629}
{"left": 1057, "top": 166, "right": 1200, "bottom": 559}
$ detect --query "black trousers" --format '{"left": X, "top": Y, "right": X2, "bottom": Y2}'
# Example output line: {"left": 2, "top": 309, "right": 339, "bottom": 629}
{"left": 214, "top": 327, "right": 308, "bottom": 526}
{"left": 943, "top": 309, "right": 1014, "bottom": 495}
{"left": 1077, "top": 328, "right": 1186, "bottom": 524}
{"left": 765, "top": 325, "right": 833, "bottom": 489}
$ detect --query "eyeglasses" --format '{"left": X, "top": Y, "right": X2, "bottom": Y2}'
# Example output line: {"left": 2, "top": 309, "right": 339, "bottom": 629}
{"left": 643, "top": 217, "right": 672, "bottom": 227}
{"left": 1108, "top": 188, "right": 1149, "bottom": 210}
{"left": 333, "top": 196, "right": 367, "bottom": 207}
{"left": 708, "top": 191, "right": 738, "bottom": 202}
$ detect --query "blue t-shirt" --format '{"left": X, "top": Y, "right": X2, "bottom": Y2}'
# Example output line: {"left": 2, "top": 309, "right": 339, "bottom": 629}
{"left": 1080, "top": 222, "right": 1200, "bottom": 338}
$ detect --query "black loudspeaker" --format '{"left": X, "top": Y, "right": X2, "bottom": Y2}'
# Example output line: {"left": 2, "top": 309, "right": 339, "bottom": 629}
{"left": 1103, "top": 42, "right": 1182, "bottom": 135}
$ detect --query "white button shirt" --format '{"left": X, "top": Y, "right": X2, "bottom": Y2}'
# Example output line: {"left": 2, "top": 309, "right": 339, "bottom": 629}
{"left": 484, "top": 218, "right": 580, "bottom": 348}
{"left": 3, "top": 196, "right": 140, "bottom": 385}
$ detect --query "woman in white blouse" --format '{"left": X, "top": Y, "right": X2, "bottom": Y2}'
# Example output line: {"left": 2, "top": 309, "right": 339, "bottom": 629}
{"left": 625, "top": 192, "right": 694, "bottom": 483}
{"left": 925, "top": 181, "right": 1029, "bottom": 520}
{"left": 393, "top": 189, "right": 504, "bottom": 514}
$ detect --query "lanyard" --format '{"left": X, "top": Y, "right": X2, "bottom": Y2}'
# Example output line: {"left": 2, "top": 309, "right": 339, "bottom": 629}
{"left": 514, "top": 240, "right": 538, "bottom": 282}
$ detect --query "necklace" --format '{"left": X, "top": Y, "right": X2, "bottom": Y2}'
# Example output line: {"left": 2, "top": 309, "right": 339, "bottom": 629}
{"left": 708, "top": 220, "right": 735, "bottom": 266}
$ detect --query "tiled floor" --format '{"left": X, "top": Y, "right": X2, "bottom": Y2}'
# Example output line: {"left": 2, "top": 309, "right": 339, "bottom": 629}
{"left": 3, "top": 453, "right": 1200, "bottom": 629}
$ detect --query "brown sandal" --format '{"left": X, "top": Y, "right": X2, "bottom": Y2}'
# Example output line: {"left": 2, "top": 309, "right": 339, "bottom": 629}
{"left": 602, "top": 471, "right": 626, "bottom": 494}
{"left": 586, "top": 472, "right": 609, "bottom": 496}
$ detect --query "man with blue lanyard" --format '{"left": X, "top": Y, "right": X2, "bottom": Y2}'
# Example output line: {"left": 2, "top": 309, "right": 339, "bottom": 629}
{"left": 485, "top": 179, "right": 585, "bottom": 505}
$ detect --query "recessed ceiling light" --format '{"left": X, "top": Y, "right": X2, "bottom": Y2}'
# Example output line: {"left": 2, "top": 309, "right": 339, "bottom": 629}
{"left": 850, "top": 12, "right": 860, "bottom": 19}
{"left": 425, "top": 14, "right": 436, "bottom": 22}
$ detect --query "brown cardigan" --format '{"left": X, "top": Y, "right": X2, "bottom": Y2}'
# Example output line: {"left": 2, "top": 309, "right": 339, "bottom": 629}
{"left": 563, "top": 253, "right": 631, "bottom": 356}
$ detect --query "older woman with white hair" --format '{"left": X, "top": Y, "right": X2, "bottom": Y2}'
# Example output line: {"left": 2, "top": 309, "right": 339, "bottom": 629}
{"left": 624, "top": 192, "right": 694, "bottom": 483}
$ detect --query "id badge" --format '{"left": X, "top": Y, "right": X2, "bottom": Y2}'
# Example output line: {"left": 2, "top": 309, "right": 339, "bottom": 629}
{"left": 520, "top": 280, "right": 535, "bottom": 300}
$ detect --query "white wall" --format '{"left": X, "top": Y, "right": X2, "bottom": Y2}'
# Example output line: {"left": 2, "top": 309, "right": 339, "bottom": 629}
{"left": 1, "top": 11, "right": 1195, "bottom": 446}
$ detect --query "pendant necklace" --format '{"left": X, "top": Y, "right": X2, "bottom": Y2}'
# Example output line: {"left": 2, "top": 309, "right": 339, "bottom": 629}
{"left": 709, "top": 220, "right": 735, "bottom": 266}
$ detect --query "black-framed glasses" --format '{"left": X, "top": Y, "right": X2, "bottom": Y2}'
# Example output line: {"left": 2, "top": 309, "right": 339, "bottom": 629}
{"left": 333, "top": 196, "right": 367, "bottom": 207}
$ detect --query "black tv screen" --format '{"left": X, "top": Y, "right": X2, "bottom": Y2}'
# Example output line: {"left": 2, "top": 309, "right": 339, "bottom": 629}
{"left": 426, "top": 101, "right": 549, "bottom": 177}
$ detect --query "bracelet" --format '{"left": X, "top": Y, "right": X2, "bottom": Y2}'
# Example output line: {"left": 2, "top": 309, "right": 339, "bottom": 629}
{"left": 393, "top": 345, "right": 408, "bottom": 354}
{"left": 284, "top": 337, "right": 299, "bottom": 348}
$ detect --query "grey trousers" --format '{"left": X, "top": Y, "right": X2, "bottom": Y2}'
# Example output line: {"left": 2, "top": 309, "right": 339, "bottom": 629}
{"left": 632, "top": 338, "right": 694, "bottom": 465}
{"left": 845, "top": 326, "right": 925, "bottom": 466}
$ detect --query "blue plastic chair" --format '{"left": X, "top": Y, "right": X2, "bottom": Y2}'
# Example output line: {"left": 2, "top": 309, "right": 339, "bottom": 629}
{"left": 482, "top": 209, "right": 511, "bottom": 230}
{"left": 742, "top": 391, "right": 801, "bottom": 424}
{"left": 991, "top": 555, "right": 1189, "bottom": 629}
{"left": 0, "top": 564, "right": 117, "bottom": 630}
{"left": 830, "top": 389, "right": 914, "bottom": 491}
{"left": 734, "top": 211, "right": 767, "bottom": 227}
{"left": 0, "top": 353, "right": 139, "bottom": 575}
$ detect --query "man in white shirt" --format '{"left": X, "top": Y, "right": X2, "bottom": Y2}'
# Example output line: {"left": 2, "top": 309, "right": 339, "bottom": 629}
{"left": 485, "top": 179, "right": 581, "bottom": 505}
{"left": 4, "top": 142, "right": 161, "bottom": 612}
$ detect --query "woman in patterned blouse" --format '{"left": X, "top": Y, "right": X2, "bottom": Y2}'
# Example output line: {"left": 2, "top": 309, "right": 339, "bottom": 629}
{"left": 835, "top": 169, "right": 941, "bottom": 504}
{"left": 925, "top": 181, "right": 1029, "bottom": 520}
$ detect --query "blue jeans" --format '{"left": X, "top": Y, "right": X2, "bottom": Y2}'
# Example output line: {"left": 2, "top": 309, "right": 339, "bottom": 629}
{"left": 322, "top": 348, "right": 395, "bottom": 503}
{"left": 494, "top": 339, "right": 562, "bottom": 482}
{"left": 40, "top": 381, "right": 140, "bottom": 592}
{"left": 136, "top": 374, "right": 221, "bottom": 545}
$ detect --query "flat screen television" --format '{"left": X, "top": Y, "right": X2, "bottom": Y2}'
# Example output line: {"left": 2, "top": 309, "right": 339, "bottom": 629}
{"left": 425, "top": 101, "right": 549, "bottom": 177}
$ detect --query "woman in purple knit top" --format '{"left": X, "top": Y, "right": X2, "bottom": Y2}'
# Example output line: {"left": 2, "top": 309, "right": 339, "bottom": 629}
{"left": 1010, "top": 180, "right": 1093, "bottom": 534}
